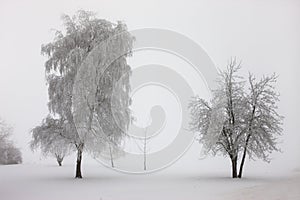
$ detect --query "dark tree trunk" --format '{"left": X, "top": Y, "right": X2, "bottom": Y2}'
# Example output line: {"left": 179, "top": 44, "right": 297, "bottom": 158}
{"left": 231, "top": 156, "right": 238, "bottom": 178}
{"left": 55, "top": 154, "right": 63, "bottom": 166}
{"left": 238, "top": 134, "right": 251, "bottom": 178}
{"left": 75, "top": 143, "right": 84, "bottom": 178}
{"left": 238, "top": 105, "right": 255, "bottom": 178}
{"left": 57, "top": 159, "right": 62, "bottom": 166}
{"left": 238, "top": 150, "right": 246, "bottom": 178}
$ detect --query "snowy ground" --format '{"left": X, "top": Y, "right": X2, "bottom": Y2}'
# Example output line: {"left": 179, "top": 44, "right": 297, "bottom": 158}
{"left": 0, "top": 162, "right": 299, "bottom": 200}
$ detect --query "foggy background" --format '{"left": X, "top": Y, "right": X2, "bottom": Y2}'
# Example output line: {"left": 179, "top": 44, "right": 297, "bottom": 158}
{"left": 0, "top": 0, "right": 299, "bottom": 174}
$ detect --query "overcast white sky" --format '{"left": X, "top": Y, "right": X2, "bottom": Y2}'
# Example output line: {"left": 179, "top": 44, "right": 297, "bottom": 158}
{"left": 0, "top": 0, "right": 299, "bottom": 172}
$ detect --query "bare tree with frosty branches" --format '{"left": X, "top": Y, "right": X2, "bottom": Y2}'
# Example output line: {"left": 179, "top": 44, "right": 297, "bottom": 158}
{"left": 189, "top": 59, "right": 283, "bottom": 178}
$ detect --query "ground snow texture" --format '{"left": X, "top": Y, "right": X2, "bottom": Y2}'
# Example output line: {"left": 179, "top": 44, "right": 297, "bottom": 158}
{"left": 0, "top": 164, "right": 299, "bottom": 200}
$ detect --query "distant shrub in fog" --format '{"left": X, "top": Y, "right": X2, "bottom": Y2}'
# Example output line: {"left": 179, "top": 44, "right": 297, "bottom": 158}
{"left": 0, "top": 118, "right": 22, "bottom": 165}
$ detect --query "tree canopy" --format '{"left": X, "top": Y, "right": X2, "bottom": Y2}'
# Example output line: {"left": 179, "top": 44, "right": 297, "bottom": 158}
{"left": 36, "top": 10, "right": 134, "bottom": 178}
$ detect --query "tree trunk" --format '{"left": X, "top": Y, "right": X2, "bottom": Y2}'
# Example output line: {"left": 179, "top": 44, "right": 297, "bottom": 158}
{"left": 231, "top": 156, "right": 238, "bottom": 178}
{"left": 238, "top": 134, "right": 251, "bottom": 178}
{"left": 238, "top": 150, "right": 246, "bottom": 178}
{"left": 55, "top": 154, "right": 63, "bottom": 166}
{"left": 238, "top": 104, "right": 255, "bottom": 178}
{"left": 109, "top": 144, "right": 114, "bottom": 168}
{"left": 144, "top": 134, "right": 147, "bottom": 171}
{"left": 57, "top": 158, "right": 62, "bottom": 166}
{"left": 75, "top": 143, "right": 84, "bottom": 178}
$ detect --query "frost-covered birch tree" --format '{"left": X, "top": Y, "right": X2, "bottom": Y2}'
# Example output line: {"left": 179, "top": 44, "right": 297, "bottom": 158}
{"left": 40, "top": 10, "right": 133, "bottom": 178}
{"left": 189, "top": 59, "right": 283, "bottom": 178}
{"left": 31, "top": 117, "right": 71, "bottom": 166}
